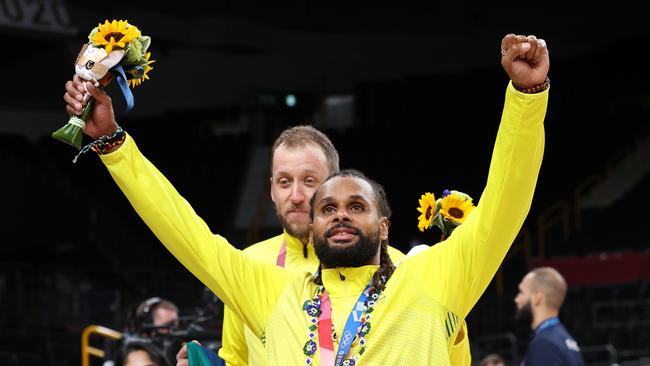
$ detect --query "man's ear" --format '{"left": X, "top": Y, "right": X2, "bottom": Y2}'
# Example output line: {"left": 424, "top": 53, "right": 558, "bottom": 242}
{"left": 531, "top": 290, "right": 544, "bottom": 307}
{"left": 270, "top": 177, "right": 276, "bottom": 203}
{"left": 379, "top": 216, "right": 389, "bottom": 241}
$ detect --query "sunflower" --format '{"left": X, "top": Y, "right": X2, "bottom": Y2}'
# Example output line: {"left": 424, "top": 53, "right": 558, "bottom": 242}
{"left": 128, "top": 52, "right": 155, "bottom": 87}
{"left": 91, "top": 20, "right": 141, "bottom": 54}
{"left": 417, "top": 192, "right": 437, "bottom": 232}
{"left": 439, "top": 193, "right": 475, "bottom": 224}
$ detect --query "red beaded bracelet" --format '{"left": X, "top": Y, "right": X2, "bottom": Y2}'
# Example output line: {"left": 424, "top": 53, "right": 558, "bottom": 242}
{"left": 514, "top": 77, "right": 550, "bottom": 94}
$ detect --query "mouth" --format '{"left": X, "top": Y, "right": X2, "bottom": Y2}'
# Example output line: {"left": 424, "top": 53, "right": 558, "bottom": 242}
{"left": 286, "top": 210, "right": 309, "bottom": 218}
{"left": 326, "top": 225, "right": 360, "bottom": 243}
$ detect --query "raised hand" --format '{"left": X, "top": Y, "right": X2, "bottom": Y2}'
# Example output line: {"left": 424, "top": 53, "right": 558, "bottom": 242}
{"left": 500, "top": 34, "right": 550, "bottom": 89}
{"left": 63, "top": 74, "right": 119, "bottom": 139}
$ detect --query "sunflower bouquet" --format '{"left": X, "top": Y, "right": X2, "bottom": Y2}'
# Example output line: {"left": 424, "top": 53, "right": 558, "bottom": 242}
{"left": 417, "top": 189, "right": 476, "bottom": 240}
{"left": 52, "top": 19, "right": 155, "bottom": 149}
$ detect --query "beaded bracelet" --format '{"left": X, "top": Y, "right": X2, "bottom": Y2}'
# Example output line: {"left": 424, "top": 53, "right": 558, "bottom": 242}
{"left": 514, "top": 77, "right": 550, "bottom": 94}
{"left": 72, "top": 127, "right": 126, "bottom": 163}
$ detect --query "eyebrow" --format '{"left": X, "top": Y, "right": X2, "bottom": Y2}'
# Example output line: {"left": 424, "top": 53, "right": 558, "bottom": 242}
{"left": 316, "top": 196, "right": 335, "bottom": 206}
{"left": 317, "top": 194, "right": 369, "bottom": 205}
{"left": 349, "top": 194, "right": 368, "bottom": 202}
{"left": 274, "top": 167, "right": 323, "bottom": 177}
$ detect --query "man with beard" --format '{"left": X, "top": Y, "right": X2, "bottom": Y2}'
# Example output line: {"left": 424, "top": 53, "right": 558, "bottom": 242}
{"left": 514, "top": 267, "right": 585, "bottom": 366}
{"left": 62, "top": 32, "right": 549, "bottom": 364}
{"left": 211, "top": 126, "right": 404, "bottom": 366}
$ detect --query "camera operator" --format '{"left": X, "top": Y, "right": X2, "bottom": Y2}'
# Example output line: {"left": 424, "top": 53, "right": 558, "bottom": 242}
{"left": 103, "top": 297, "right": 180, "bottom": 366}
{"left": 130, "top": 297, "right": 181, "bottom": 364}
{"left": 130, "top": 297, "right": 180, "bottom": 337}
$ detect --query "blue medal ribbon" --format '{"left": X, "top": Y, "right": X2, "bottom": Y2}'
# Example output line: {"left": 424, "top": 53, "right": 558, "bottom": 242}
{"left": 111, "top": 64, "right": 135, "bottom": 112}
{"left": 534, "top": 317, "right": 559, "bottom": 336}
{"left": 332, "top": 284, "right": 370, "bottom": 365}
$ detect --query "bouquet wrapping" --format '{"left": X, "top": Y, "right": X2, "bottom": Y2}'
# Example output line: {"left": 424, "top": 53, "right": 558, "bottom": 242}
{"left": 52, "top": 19, "right": 154, "bottom": 149}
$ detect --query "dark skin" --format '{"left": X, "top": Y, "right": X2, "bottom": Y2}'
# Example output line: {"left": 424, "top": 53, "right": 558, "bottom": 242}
{"left": 309, "top": 176, "right": 388, "bottom": 268}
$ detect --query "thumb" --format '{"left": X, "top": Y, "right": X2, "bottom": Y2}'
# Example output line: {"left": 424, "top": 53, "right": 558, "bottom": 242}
{"left": 85, "top": 81, "right": 111, "bottom": 105}
{"left": 504, "top": 42, "right": 531, "bottom": 62}
{"left": 177, "top": 344, "right": 188, "bottom": 359}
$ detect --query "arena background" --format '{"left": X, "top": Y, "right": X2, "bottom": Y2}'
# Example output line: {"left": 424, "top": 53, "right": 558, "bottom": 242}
{"left": 1, "top": 1, "right": 649, "bottom": 365}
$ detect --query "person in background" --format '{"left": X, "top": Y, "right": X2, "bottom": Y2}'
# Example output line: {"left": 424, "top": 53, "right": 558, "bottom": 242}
{"left": 130, "top": 297, "right": 180, "bottom": 337}
{"left": 480, "top": 353, "right": 506, "bottom": 366}
{"left": 115, "top": 340, "right": 172, "bottom": 366}
{"left": 514, "top": 267, "right": 585, "bottom": 366}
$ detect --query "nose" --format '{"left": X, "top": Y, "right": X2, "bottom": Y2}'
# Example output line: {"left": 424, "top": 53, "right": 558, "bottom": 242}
{"left": 334, "top": 208, "right": 351, "bottom": 222}
{"left": 290, "top": 183, "right": 305, "bottom": 204}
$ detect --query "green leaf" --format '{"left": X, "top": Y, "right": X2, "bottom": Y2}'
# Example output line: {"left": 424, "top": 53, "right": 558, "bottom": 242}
{"left": 122, "top": 37, "right": 144, "bottom": 65}
{"left": 88, "top": 28, "right": 99, "bottom": 45}
{"left": 51, "top": 122, "right": 84, "bottom": 150}
{"left": 433, "top": 213, "right": 445, "bottom": 233}
{"left": 51, "top": 97, "right": 95, "bottom": 150}
{"left": 442, "top": 218, "right": 460, "bottom": 238}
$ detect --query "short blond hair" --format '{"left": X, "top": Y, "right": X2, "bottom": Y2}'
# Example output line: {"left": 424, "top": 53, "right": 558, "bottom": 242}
{"left": 271, "top": 125, "right": 340, "bottom": 175}
{"left": 530, "top": 266, "right": 568, "bottom": 310}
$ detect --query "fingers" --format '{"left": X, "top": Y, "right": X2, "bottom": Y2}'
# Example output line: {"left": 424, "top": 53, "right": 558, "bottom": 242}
{"left": 65, "top": 80, "right": 84, "bottom": 101}
{"left": 176, "top": 344, "right": 187, "bottom": 360}
{"left": 516, "top": 34, "right": 527, "bottom": 44}
{"left": 500, "top": 33, "right": 516, "bottom": 56}
{"left": 175, "top": 341, "right": 203, "bottom": 366}
{"left": 64, "top": 76, "right": 90, "bottom": 115}
{"left": 64, "top": 92, "right": 83, "bottom": 115}
{"left": 66, "top": 73, "right": 111, "bottom": 108}
{"left": 73, "top": 74, "right": 85, "bottom": 84}
{"left": 176, "top": 345, "right": 188, "bottom": 366}
{"left": 525, "top": 35, "right": 538, "bottom": 61}
{"left": 85, "top": 82, "right": 111, "bottom": 105}
{"left": 501, "top": 33, "right": 550, "bottom": 88}
{"left": 501, "top": 34, "right": 548, "bottom": 64}
{"left": 502, "top": 38, "right": 531, "bottom": 62}
{"left": 533, "top": 38, "right": 549, "bottom": 62}
{"left": 64, "top": 80, "right": 84, "bottom": 115}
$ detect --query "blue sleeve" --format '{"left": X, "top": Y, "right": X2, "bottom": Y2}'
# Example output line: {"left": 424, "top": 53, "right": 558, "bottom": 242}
{"left": 525, "top": 339, "right": 565, "bottom": 366}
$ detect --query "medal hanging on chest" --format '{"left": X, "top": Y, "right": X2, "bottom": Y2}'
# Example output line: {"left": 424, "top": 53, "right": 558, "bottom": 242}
{"left": 302, "top": 280, "right": 382, "bottom": 366}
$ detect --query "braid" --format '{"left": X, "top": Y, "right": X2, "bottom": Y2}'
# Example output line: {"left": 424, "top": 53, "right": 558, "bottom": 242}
{"left": 371, "top": 240, "right": 395, "bottom": 291}
{"left": 314, "top": 264, "right": 323, "bottom": 286}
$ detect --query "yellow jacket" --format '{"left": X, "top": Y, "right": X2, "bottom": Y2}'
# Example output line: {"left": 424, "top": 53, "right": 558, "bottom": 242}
{"left": 101, "top": 83, "right": 547, "bottom": 365}
{"left": 218, "top": 232, "right": 405, "bottom": 365}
